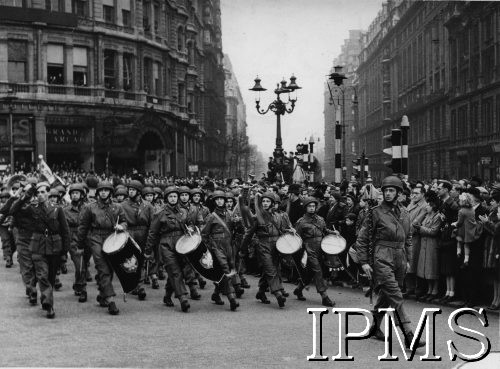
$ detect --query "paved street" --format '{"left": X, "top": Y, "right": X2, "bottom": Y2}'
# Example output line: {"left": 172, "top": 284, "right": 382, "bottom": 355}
{"left": 0, "top": 260, "right": 498, "bottom": 369}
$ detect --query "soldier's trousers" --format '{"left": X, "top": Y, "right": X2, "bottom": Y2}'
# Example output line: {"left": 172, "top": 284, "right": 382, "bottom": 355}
{"left": 373, "top": 245, "right": 411, "bottom": 327}
{"left": 160, "top": 237, "right": 187, "bottom": 298}
{"left": 0, "top": 226, "right": 15, "bottom": 259}
{"left": 256, "top": 237, "right": 283, "bottom": 294}
{"left": 69, "top": 236, "right": 90, "bottom": 293}
{"left": 301, "top": 240, "right": 327, "bottom": 294}
{"left": 14, "top": 229, "right": 36, "bottom": 293}
{"left": 88, "top": 232, "right": 115, "bottom": 298}
{"left": 32, "top": 253, "right": 59, "bottom": 308}
{"left": 211, "top": 235, "right": 239, "bottom": 295}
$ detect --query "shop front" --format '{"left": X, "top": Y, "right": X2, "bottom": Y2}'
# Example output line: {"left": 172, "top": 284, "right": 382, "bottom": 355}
{"left": 0, "top": 115, "right": 36, "bottom": 172}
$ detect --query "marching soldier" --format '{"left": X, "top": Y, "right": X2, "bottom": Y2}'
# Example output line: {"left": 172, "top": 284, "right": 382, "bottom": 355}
{"left": 189, "top": 187, "right": 209, "bottom": 289}
{"left": 294, "top": 197, "right": 336, "bottom": 307}
{"left": 145, "top": 186, "right": 191, "bottom": 312}
{"left": 242, "top": 192, "right": 292, "bottom": 308}
{"left": 7, "top": 178, "right": 38, "bottom": 304}
{"left": 120, "top": 180, "right": 154, "bottom": 297}
{"left": 201, "top": 190, "right": 240, "bottom": 311}
{"left": 0, "top": 190, "right": 15, "bottom": 268}
{"left": 356, "top": 176, "right": 425, "bottom": 349}
{"left": 76, "top": 181, "right": 127, "bottom": 315}
{"left": 114, "top": 186, "right": 128, "bottom": 203}
{"left": 63, "top": 183, "right": 90, "bottom": 302}
{"left": 10, "top": 182, "right": 70, "bottom": 319}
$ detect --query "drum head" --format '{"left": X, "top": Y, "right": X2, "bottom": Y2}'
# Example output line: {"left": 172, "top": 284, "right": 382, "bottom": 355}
{"left": 103, "top": 232, "right": 129, "bottom": 254}
{"left": 276, "top": 233, "right": 302, "bottom": 254}
{"left": 176, "top": 233, "right": 202, "bottom": 254}
{"left": 321, "top": 234, "right": 347, "bottom": 255}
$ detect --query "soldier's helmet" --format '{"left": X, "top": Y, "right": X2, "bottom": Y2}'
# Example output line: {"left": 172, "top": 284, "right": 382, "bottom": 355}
{"left": 48, "top": 188, "right": 60, "bottom": 198}
{"left": 114, "top": 187, "right": 128, "bottom": 197}
{"left": 381, "top": 176, "right": 404, "bottom": 193}
{"left": 190, "top": 188, "right": 204, "bottom": 197}
{"left": 212, "top": 190, "right": 226, "bottom": 200}
{"left": 127, "top": 180, "right": 143, "bottom": 191}
{"left": 153, "top": 187, "right": 163, "bottom": 198}
{"left": 68, "top": 183, "right": 85, "bottom": 195}
{"left": 261, "top": 192, "right": 275, "bottom": 203}
{"left": 164, "top": 186, "right": 179, "bottom": 197}
{"left": 178, "top": 186, "right": 191, "bottom": 195}
{"left": 96, "top": 181, "right": 114, "bottom": 193}
{"left": 303, "top": 196, "right": 319, "bottom": 208}
{"left": 142, "top": 186, "right": 155, "bottom": 196}
{"left": 225, "top": 192, "right": 234, "bottom": 200}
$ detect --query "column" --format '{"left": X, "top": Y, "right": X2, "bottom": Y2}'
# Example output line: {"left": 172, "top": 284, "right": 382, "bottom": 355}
{"left": 0, "top": 37, "right": 8, "bottom": 86}
{"left": 64, "top": 43, "right": 74, "bottom": 94}
{"left": 27, "top": 40, "right": 35, "bottom": 84}
{"left": 35, "top": 116, "right": 46, "bottom": 160}
{"left": 116, "top": 50, "right": 123, "bottom": 91}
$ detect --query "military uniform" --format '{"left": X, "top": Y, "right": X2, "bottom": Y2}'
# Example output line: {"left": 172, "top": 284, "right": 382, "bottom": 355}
{"left": 120, "top": 195, "right": 153, "bottom": 295}
{"left": 0, "top": 192, "right": 15, "bottom": 267}
{"left": 11, "top": 183, "right": 70, "bottom": 318}
{"left": 77, "top": 196, "right": 127, "bottom": 303}
{"left": 63, "top": 187, "right": 90, "bottom": 300}
{"left": 146, "top": 200, "right": 191, "bottom": 311}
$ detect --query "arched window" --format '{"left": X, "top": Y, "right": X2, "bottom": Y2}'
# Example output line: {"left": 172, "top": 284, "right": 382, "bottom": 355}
{"left": 187, "top": 40, "right": 194, "bottom": 65}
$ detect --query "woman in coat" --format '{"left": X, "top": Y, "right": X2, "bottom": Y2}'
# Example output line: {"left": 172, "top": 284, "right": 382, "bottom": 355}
{"left": 415, "top": 191, "right": 442, "bottom": 302}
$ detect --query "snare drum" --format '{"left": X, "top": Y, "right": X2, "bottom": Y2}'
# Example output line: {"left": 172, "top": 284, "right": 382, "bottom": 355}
{"left": 176, "top": 233, "right": 224, "bottom": 282}
{"left": 103, "top": 232, "right": 144, "bottom": 293}
{"left": 276, "top": 233, "right": 307, "bottom": 279}
{"left": 321, "top": 234, "right": 347, "bottom": 255}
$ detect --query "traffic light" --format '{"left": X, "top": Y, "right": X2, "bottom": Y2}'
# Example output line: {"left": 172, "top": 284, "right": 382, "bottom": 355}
{"left": 382, "top": 129, "right": 402, "bottom": 173}
{"left": 296, "top": 143, "right": 309, "bottom": 155}
{"left": 352, "top": 157, "right": 361, "bottom": 177}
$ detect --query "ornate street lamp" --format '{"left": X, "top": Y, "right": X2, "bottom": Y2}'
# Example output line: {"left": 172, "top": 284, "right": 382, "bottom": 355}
{"left": 326, "top": 65, "right": 358, "bottom": 180}
{"left": 249, "top": 74, "right": 301, "bottom": 180}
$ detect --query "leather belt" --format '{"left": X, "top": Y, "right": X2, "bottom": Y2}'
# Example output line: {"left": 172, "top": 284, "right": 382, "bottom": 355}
{"left": 376, "top": 240, "right": 404, "bottom": 249}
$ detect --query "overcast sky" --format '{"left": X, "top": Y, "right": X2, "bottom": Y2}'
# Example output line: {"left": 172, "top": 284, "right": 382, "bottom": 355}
{"left": 220, "top": 0, "right": 382, "bottom": 157}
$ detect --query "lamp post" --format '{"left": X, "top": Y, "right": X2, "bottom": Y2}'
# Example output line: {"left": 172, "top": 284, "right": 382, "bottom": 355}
{"left": 327, "top": 65, "right": 358, "bottom": 180}
{"left": 3, "top": 89, "right": 18, "bottom": 174}
{"left": 249, "top": 75, "right": 301, "bottom": 182}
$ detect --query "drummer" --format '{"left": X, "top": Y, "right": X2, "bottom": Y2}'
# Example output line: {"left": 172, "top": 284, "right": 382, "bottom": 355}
{"left": 145, "top": 186, "right": 191, "bottom": 312}
{"left": 120, "top": 180, "right": 154, "bottom": 298}
{"left": 76, "top": 181, "right": 127, "bottom": 316}
{"left": 294, "top": 197, "right": 336, "bottom": 307}
{"left": 242, "top": 192, "right": 293, "bottom": 308}
{"left": 201, "top": 190, "right": 240, "bottom": 311}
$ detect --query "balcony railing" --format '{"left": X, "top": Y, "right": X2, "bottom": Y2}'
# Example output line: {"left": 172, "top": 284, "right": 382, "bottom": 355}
{"left": 74, "top": 86, "right": 92, "bottom": 96}
{"left": 104, "top": 89, "right": 120, "bottom": 98}
{"left": 47, "top": 84, "right": 67, "bottom": 94}
{"left": 8, "top": 83, "right": 30, "bottom": 93}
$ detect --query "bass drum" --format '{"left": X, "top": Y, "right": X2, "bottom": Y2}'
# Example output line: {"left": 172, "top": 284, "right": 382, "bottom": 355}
{"left": 175, "top": 233, "right": 225, "bottom": 283}
{"left": 103, "top": 232, "right": 144, "bottom": 293}
{"left": 276, "top": 233, "right": 307, "bottom": 281}
{"left": 321, "top": 234, "right": 347, "bottom": 255}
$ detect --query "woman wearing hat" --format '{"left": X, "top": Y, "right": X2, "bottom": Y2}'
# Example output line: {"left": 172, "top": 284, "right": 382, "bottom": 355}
{"left": 294, "top": 197, "right": 336, "bottom": 307}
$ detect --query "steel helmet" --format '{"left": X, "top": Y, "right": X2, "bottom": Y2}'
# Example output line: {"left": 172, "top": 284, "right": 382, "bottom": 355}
{"left": 178, "top": 186, "right": 191, "bottom": 195}
{"left": 212, "top": 190, "right": 226, "bottom": 200}
{"left": 96, "top": 181, "right": 114, "bottom": 193}
{"left": 381, "top": 176, "right": 404, "bottom": 193}
{"left": 114, "top": 187, "right": 128, "bottom": 197}
{"left": 225, "top": 192, "right": 234, "bottom": 199}
{"left": 261, "top": 192, "right": 275, "bottom": 203}
{"left": 303, "top": 196, "right": 319, "bottom": 208}
{"left": 68, "top": 183, "right": 85, "bottom": 195}
{"left": 142, "top": 186, "right": 155, "bottom": 196}
{"left": 164, "top": 186, "right": 179, "bottom": 197}
{"left": 127, "top": 180, "right": 143, "bottom": 191}
{"left": 190, "top": 188, "right": 204, "bottom": 196}
{"left": 153, "top": 187, "right": 163, "bottom": 197}
{"left": 48, "top": 188, "right": 60, "bottom": 197}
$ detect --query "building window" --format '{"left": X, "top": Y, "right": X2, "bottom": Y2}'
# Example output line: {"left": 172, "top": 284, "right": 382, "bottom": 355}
{"left": 153, "top": 62, "right": 160, "bottom": 95}
{"left": 154, "top": 3, "right": 160, "bottom": 32}
{"left": 45, "top": 0, "right": 65, "bottom": 11}
{"left": 47, "top": 44, "right": 64, "bottom": 85}
{"left": 123, "top": 53, "right": 133, "bottom": 91}
{"left": 178, "top": 83, "right": 185, "bottom": 106}
{"left": 72, "top": 0, "right": 87, "bottom": 17}
{"left": 122, "top": 9, "right": 131, "bottom": 27}
{"left": 143, "top": 0, "right": 151, "bottom": 32}
{"left": 143, "top": 57, "right": 152, "bottom": 93}
{"left": 482, "top": 98, "right": 493, "bottom": 134}
{"left": 8, "top": 40, "right": 27, "bottom": 83}
{"left": 187, "top": 41, "right": 195, "bottom": 65}
{"left": 103, "top": 5, "right": 115, "bottom": 23}
{"left": 104, "top": 50, "right": 116, "bottom": 89}
{"left": 73, "top": 47, "right": 88, "bottom": 86}
{"left": 177, "top": 26, "right": 185, "bottom": 52}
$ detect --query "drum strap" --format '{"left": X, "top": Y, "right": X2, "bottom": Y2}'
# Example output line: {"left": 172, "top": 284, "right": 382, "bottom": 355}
{"left": 212, "top": 212, "right": 232, "bottom": 238}
{"left": 268, "top": 215, "right": 283, "bottom": 236}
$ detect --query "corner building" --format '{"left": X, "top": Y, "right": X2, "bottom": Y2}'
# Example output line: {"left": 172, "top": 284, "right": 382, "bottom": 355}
{"left": 356, "top": 1, "right": 500, "bottom": 182}
{"left": 0, "top": 0, "right": 227, "bottom": 176}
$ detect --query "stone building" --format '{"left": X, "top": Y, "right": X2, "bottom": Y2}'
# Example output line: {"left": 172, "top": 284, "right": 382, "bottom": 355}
{"left": 356, "top": 0, "right": 500, "bottom": 182}
{"left": 223, "top": 53, "right": 249, "bottom": 178}
{"left": 0, "top": 0, "right": 227, "bottom": 177}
